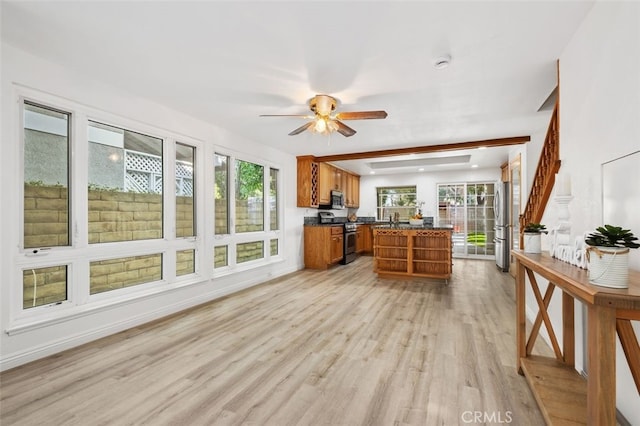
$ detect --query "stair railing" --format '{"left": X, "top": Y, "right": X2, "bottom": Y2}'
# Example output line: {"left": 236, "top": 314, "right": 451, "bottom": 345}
{"left": 519, "top": 101, "right": 561, "bottom": 245}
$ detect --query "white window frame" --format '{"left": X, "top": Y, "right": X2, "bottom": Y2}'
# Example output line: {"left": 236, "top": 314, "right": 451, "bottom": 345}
{"left": 8, "top": 89, "right": 206, "bottom": 333}
{"left": 212, "top": 150, "right": 283, "bottom": 276}
{"left": 376, "top": 185, "right": 418, "bottom": 221}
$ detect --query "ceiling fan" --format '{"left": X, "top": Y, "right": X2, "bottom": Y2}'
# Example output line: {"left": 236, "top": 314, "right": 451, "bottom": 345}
{"left": 260, "top": 94, "right": 387, "bottom": 137}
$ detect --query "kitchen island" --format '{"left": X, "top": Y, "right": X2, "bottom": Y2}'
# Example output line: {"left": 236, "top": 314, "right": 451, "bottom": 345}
{"left": 373, "top": 225, "right": 453, "bottom": 282}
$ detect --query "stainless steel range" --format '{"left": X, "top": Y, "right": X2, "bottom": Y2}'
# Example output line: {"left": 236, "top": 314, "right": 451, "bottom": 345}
{"left": 342, "top": 222, "right": 357, "bottom": 264}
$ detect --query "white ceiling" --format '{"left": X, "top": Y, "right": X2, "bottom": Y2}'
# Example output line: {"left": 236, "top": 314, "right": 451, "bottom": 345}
{"left": 1, "top": 1, "right": 594, "bottom": 174}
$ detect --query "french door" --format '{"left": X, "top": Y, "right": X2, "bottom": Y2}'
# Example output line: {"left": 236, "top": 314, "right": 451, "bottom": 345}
{"left": 437, "top": 182, "right": 497, "bottom": 258}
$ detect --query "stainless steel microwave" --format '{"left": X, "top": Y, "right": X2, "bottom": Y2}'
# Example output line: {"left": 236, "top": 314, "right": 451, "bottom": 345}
{"left": 331, "top": 190, "right": 344, "bottom": 209}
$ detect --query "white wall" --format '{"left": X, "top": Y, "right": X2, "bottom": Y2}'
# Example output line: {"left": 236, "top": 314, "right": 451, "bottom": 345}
{"left": 0, "top": 42, "right": 306, "bottom": 370}
{"left": 358, "top": 168, "right": 502, "bottom": 221}
{"left": 537, "top": 2, "right": 640, "bottom": 421}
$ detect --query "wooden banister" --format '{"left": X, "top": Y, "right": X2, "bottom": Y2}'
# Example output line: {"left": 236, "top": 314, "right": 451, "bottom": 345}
{"left": 519, "top": 100, "right": 561, "bottom": 245}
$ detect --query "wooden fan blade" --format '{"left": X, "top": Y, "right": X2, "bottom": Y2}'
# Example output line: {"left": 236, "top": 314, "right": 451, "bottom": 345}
{"left": 288, "top": 121, "right": 314, "bottom": 136}
{"left": 335, "top": 120, "right": 357, "bottom": 137}
{"left": 335, "top": 110, "right": 388, "bottom": 120}
{"left": 259, "top": 114, "right": 309, "bottom": 117}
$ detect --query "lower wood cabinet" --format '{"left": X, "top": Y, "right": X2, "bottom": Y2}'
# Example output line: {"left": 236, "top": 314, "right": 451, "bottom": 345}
{"left": 373, "top": 228, "right": 452, "bottom": 280}
{"left": 356, "top": 224, "right": 373, "bottom": 254}
{"left": 304, "top": 226, "right": 344, "bottom": 269}
{"left": 330, "top": 231, "right": 344, "bottom": 264}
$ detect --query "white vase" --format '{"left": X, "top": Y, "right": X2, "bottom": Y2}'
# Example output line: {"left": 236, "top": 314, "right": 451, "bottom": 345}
{"left": 586, "top": 246, "right": 630, "bottom": 288}
{"left": 523, "top": 233, "right": 542, "bottom": 254}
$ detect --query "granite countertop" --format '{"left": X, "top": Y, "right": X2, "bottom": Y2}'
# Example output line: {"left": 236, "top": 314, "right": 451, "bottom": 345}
{"left": 304, "top": 222, "right": 379, "bottom": 227}
{"left": 373, "top": 224, "right": 454, "bottom": 230}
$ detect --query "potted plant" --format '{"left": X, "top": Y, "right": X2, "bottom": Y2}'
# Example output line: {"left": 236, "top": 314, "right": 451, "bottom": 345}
{"left": 523, "top": 223, "right": 547, "bottom": 254}
{"left": 585, "top": 225, "right": 639, "bottom": 288}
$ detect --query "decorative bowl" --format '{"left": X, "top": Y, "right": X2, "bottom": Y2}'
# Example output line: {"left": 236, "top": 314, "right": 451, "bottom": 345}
{"left": 409, "top": 219, "right": 424, "bottom": 226}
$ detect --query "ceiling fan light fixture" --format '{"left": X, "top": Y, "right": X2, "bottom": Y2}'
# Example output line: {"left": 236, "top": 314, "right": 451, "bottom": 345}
{"left": 310, "top": 94, "right": 337, "bottom": 116}
{"left": 261, "top": 94, "right": 386, "bottom": 137}
{"left": 314, "top": 117, "right": 327, "bottom": 133}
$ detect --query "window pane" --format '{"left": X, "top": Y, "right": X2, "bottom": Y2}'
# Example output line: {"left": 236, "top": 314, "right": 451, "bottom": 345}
{"left": 439, "top": 182, "right": 497, "bottom": 258}
{"left": 176, "top": 143, "right": 195, "bottom": 238}
{"left": 23, "top": 265, "right": 67, "bottom": 309}
{"left": 88, "top": 121, "right": 163, "bottom": 243}
{"left": 23, "top": 102, "right": 70, "bottom": 248}
{"left": 376, "top": 186, "right": 417, "bottom": 221}
{"left": 176, "top": 249, "right": 195, "bottom": 276}
{"left": 215, "top": 154, "right": 229, "bottom": 234}
{"left": 270, "top": 168, "right": 279, "bottom": 231}
{"left": 237, "top": 241, "right": 264, "bottom": 264}
{"left": 235, "top": 160, "right": 264, "bottom": 233}
{"left": 90, "top": 253, "right": 162, "bottom": 295}
{"left": 270, "top": 239, "right": 278, "bottom": 256}
{"left": 214, "top": 245, "right": 228, "bottom": 268}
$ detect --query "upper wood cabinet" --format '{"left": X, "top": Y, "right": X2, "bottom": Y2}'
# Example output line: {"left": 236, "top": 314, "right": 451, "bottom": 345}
{"left": 318, "top": 162, "right": 334, "bottom": 204}
{"left": 353, "top": 175, "right": 360, "bottom": 207}
{"left": 297, "top": 156, "right": 360, "bottom": 208}
{"left": 345, "top": 173, "right": 360, "bottom": 208}
{"left": 297, "top": 156, "right": 319, "bottom": 208}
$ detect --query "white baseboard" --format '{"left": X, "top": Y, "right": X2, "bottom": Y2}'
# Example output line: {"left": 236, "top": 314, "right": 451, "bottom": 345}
{"left": 1, "top": 263, "right": 301, "bottom": 371}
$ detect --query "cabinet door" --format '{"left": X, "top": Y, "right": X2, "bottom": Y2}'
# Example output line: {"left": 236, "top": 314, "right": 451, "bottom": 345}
{"left": 361, "top": 224, "right": 372, "bottom": 253}
{"left": 356, "top": 226, "right": 364, "bottom": 253}
{"left": 351, "top": 175, "right": 360, "bottom": 208}
{"left": 318, "top": 163, "right": 333, "bottom": 204}
{"left": 344, "top": 173, "right": 352, "bottom": 207}
{"left": 334, "top": 167, "right": 343, "bottom": 191}
{"left": 296, "top": 157, "right": 319, "bottom": 208}
{"left": 331, "top": 233, "right": 344, "bottom": 263}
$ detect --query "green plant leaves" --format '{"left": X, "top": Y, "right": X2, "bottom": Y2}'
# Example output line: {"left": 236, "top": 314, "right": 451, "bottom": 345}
{"left": 585, "top": 224, "right": 640, "bottom": 248}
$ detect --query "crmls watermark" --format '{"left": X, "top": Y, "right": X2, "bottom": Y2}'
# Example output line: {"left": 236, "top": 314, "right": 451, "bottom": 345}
{"left": 460, "top": 411, "right": 513, "bottom": 424}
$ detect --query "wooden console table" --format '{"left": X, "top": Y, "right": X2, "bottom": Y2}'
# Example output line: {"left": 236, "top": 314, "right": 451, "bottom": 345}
{"left": 513, "top": 250, "right": 640, "bottom": 425}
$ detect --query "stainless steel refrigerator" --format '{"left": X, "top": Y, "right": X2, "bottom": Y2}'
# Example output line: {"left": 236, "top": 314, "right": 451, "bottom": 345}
{"left": 494, "top": 181, "right": 510, "bottom": 272}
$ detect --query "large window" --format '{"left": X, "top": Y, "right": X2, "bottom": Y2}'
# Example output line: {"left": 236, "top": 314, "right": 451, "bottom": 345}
{"left": 214, "top": 153, "right": 229, "bottom": 235}
{"left": 88, "top": 121, "right": 164, "bottom": 244}
{"left": 23, "top": 102, "right": 70, "bottom": 249}
{"left": 269, "top": 168, "right": 279, "bottom": 231}
{"left": 235, "top": 160, "right": 264, "bottom": 233}
{"left": 22, "top": 265, "right": 67, "bottom": 309}
{"left": 90, "top": 254, "right": 162, "bottom": 295}
{"left": 14, "top": 93, "right": 283, "bottom": 322}
{"left": 176, "top": 249, "right": 195, "bottom": 276}
{"left": 213, "top": 156, "right": 281, "bottom": 270}
{"left": 22, "top": 101, "right": 71, "bottom": 309}
{"left": 176, "top": 143, "right": 195, "bottom": 238}
{"left": 376, "top": 186, "right": 417, "bottom": 221}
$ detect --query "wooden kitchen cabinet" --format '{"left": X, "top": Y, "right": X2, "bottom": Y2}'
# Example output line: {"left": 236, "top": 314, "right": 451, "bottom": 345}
{"left": 304, "top": 226, "right": 344, "bottom": 269}
{"left": 297, "top": 156, "right": 359, "bottom": 208}
{"left": 333, "top": 167, "right": 343, "bottom": 191}
{"left": 296, "top": 156, "right": 319, "bottom": 208}
{"left": 330, "top": 228, "right": 344, "bottom": 264}
{"left": 373, "top": 228, "right": 452, "bottom": 281}
{"left": 318, "top": 162, "right": 334, "bottom": 205}
{"left": 356, "top": 225, "right": 364, "bottom": 253}
{"left": 359, "top": 224, "right": 373, "bottom": 254}
{"left": 347, "top": 173, "right": 360, "bottom": 208}
{"left": 356, "top": 224, "right": 373, "bottom": 254}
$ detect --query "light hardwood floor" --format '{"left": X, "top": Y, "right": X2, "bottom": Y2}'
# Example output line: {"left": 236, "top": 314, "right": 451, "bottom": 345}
{"left": 1, "top": 256, "right": 550, "bottom": 425}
